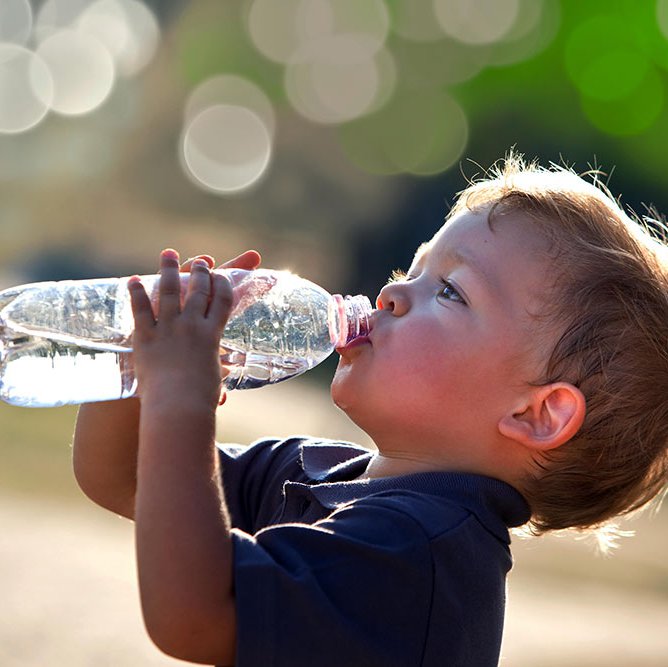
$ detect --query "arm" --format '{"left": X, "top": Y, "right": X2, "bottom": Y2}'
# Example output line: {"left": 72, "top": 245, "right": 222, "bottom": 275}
{"left": 129, "top": 250, "right": 239, "bottom": 665}
{"left": 72, "top": 397, "right": 140, "bottom": 518}
{"left": 71, "top": 251, "right": 261, "bottom": 521}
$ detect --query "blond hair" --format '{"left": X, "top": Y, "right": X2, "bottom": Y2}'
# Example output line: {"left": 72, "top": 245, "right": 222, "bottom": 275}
{"left": 452, "top": 154, "right": 668, "bottom": 539}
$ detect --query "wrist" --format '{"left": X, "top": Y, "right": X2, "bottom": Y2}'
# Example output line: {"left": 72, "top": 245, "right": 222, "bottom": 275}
{"left": 138, "top": 397, "right": 218, "bottom": 459}
{"left": 138, "top": 371, "right": 222, "bottom": 410}
{"left": 139, "top": 387, "right": 220, "bottom": 420}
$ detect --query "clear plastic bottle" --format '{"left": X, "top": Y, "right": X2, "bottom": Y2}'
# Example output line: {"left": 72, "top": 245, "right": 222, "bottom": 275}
{"left": 0, "top": 269, "right": 372, "bottom": 407}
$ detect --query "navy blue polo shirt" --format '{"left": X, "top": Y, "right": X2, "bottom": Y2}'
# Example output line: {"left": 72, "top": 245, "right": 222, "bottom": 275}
{"left": 218, "top": 436, "right": 530, "bottom": 667}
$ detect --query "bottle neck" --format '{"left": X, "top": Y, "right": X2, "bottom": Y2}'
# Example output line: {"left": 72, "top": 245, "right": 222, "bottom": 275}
{"left": 329, "top": 294, "right": 373, "bottom": 348}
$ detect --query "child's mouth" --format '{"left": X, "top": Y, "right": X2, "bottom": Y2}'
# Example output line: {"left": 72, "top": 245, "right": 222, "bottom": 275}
{"left": 336, "top": 335, "right": 372, "bottom": 356}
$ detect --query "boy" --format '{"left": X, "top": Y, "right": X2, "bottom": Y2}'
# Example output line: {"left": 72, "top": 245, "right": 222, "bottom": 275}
{"left": 72, "top": 155, "right": 668, "bottom": 666}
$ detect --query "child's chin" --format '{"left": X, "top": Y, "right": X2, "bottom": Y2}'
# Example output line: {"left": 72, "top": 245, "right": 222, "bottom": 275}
{"left": 330, "top": 373, "right": 352, "bottom": 410}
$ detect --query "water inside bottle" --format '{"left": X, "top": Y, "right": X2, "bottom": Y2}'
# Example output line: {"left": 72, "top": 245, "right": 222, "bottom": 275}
{"left": 0, "top": 270, "right": 359, "bottom": 406}
{"left": 0, "top": 331, "right": 316, "bottom": 407}
{"left": 221, "top": 349, "right": 313, "bottom": 390}
{"left": 0, "top": 334, "right": 137, "bottom": 407}
{"left": 0, "top": 278, "right": 132, "bottom": 351}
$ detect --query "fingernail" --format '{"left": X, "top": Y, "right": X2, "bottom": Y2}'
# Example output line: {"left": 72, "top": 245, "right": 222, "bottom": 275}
{"left": 198, "top": 254, "right": 215, "bottom": 267}
{"left": 162, "top": 248, "right": 179, "bottom": 260}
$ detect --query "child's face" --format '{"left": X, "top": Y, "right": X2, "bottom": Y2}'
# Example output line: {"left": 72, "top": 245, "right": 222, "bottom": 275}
{"left": 331, "top": 207, "right": 554, "bottom": 464}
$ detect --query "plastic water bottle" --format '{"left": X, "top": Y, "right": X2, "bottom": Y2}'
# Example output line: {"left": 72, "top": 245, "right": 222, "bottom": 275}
{"left": 0, "top": 269, "right": 372, "bottom": 407}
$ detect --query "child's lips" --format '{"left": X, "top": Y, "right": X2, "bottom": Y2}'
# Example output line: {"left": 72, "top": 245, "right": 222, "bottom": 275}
{"left": 336, "top": 334, "right": 372, "bottom": 356}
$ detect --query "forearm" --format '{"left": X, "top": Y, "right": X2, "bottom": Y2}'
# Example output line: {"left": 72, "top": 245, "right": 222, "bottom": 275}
{"left": 72, "top": 397, "right": 141, "bottom": 518}
{"left": 135, "top": 398, "right": 235, "bottom": 664}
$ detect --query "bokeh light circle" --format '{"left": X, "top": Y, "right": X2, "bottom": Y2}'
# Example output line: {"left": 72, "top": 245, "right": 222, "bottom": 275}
{"left": 321, "top": 0, "right": 389, "bottom": 52}
{"left": 365, "top": 47, "right": 397, "bottom": 114}
{"left": 434, "top": 0, "right": 520, "bottom": 46}
{"left": 285, "top": 35, "right": 381, "bottom": 124}
{"left": 488, "top": 0, "right": 561, "bottom": 67}
{"left": 34, "top": 0, "right": 91, "bottom": 43}
{"left": 565, "top": 16, "right": 649, "bottom": 101}
{"left": 246, "top": 0, "right": 304, "bottom": 64}
{"left": 657, "top": 0, "right": 668, "bottom": 39}
{"left": 77, "top": 0, "right": 160, "bottom": 77}
{"left": 580, "top": 66, "right": 664, "bottom": 136}
{"left": 247, "top": 0, "right": 389, "bottom": 64}
{"left": 184, "top": 74, "right": 276, "bottom": 137}
{"left": 579, "top": 49, "right": 649, "bottom": 102}
{"left": 393, "top": 37, "right": 489, "bottom": 88}
{"left": 339, "top": 89, "right": 468, "bottom": 175}
{"left": 181, "top": 105, "right": 272, "bottom": 194}
{"left": 36, "top": 29, "right": 115, "bottom": 115}
{"left": 389, "top": 1, "right": 446, "bottom": 42}
{"left": 0, "top": 0, "right": 33, "bottom": 46}
{"left": 563, "top": 12, "right": 664, "bottom": 136}
{"left": 0, "top": 44, "right": 53, "bottom": 134}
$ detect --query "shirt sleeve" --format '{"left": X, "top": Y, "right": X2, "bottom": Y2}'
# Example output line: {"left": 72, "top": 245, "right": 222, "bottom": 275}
{"left": 217, "top": 437, "right": 309, "bottom": 533}
{"left": 231, "top": 494, "right": 434, "bottom": 667}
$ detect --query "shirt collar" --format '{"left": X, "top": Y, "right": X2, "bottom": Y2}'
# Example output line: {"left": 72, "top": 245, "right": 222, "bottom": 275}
{"left": 299, "top": 441, "right": 371, "bottom": 481}
{"left": 295, "top": 440, "right": 531, "bottom": 538}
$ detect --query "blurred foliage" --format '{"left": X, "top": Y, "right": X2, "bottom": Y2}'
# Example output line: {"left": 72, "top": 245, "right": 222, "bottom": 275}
{"left": 0, "top": 0, "right": 666, "bottom": 384}
{"left": 0, "top": 1, "right": 666, "bottom": 294}
{"left": 1, "top": 7, "right": 667, "bottom": 664}
{"left": 1, "top": 0, "right": 668, "bottom": 326}
{"left": 163, "top": 0, "right": 668, "bottom": 297}
{"left": 0, "top": 403, "right": 78, "bottom": 499}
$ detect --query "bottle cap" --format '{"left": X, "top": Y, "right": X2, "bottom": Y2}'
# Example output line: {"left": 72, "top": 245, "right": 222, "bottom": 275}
{"left": 329, "top": 294, "right": 373, "bottom": 347}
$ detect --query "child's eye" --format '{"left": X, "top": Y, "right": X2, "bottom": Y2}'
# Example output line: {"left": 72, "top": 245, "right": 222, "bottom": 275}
{"left": 439, "top": 279, "right": 466, "bottom": 305}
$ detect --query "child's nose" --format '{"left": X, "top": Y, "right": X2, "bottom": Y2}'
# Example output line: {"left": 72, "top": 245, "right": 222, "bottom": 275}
{"left": 376, "top": 282, "right": 409, "bottom": 315}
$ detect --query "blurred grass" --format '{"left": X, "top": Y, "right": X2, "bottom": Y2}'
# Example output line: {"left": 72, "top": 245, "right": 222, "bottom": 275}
{"left": 1, "top": 385, "right": 667, "bottom": 665}
{"left": 0, "top": 403, "right": 80, "bottom": 501}
{"left": 1, "top": 387, "right": 666, "bottom": 596}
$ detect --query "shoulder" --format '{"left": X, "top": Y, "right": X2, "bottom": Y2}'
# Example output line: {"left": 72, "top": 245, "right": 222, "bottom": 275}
{"left": 218, "top": 435, "right": 365, "bottom": 461}
{"left": 330, "top": 489, "right": 473, "bottom": 543}
{"left": 218, "top": 435, "right": 369, "bottom": 479}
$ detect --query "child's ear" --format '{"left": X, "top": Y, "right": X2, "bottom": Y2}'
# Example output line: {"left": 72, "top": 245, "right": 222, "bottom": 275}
{"left": 498, "top": 382, "right": 586, "bottom": 452}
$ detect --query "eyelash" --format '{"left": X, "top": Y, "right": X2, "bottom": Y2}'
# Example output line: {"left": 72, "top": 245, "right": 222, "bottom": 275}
{"left": 388, "top": 269, "right": 408, "bottom": 283}
{"left": 387, "top": 270, "right": 467, "bottom": 305}
{"left": 439, "top": 279, "right": 466, "bottom": 304}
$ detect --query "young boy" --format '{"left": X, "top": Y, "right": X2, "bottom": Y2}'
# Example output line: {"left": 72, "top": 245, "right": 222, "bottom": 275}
{"left": 72, "top": 155, "right": 668, "bottom": 667}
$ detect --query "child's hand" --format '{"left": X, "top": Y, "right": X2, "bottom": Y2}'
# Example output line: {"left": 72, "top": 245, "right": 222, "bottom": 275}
{"left": 180, "top": 250, "right": 262, "bottom": 274}
{"left": 128, "top": 249, "right": 233, "bottom": 410}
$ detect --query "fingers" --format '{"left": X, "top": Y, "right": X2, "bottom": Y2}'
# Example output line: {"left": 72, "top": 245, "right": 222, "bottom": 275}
{"left": 219, "top": 250, "right": 261, "bottom": 271}
{"left": 180, "top": 254, "right": 215, "bottom": 273}
{"left": 181, "top": 259, "right": 234, "bottom": 330}
{"left": 181, "top": 250, "right": 261, "bottom": 273}
{"left": 128, "top": 277, "right": 155, "bottom": 332}
{"left": 182, "top": 258, "right": 213, "bottom": 316}
{"left": 146, "top": 248, "right": 248, "bottom": 325}
{"left": 207, "top": 272, "right": 234, "bottom": 330}
{"left": 158, "top": 248, "right": 182, "bottom": 318}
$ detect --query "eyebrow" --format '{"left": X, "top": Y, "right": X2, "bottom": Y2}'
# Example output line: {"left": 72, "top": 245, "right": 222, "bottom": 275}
{"left": 448, "top": 247, "right": 493, "bottom": 289}
{"left": 412, "top": 242, "right": 494, "bottom": 293}
{"left": 411, "top": 242, "right": 431, "bottom": 267}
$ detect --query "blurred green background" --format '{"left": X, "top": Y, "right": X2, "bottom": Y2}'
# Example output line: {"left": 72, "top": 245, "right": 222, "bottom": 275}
{"left": 1, "top": 1, "right": 667, "bottom": 665}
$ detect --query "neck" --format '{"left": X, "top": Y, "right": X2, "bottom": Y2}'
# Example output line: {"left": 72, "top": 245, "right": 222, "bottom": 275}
{"left": 356, "top": 451, "right": 451, "bottom": 480}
